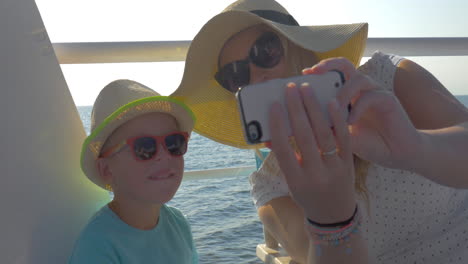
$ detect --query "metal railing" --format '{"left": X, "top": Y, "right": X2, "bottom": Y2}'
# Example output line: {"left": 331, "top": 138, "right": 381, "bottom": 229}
{"left": 52, "top": 37, "right": 468, "bottom": 64}
{"left": 183, "top": 166, "right": 256, "bottom": 181}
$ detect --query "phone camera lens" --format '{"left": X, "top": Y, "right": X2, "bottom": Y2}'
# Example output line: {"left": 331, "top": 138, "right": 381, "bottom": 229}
{"left": 247, "top": 121, "right": 262, "bottom": 143}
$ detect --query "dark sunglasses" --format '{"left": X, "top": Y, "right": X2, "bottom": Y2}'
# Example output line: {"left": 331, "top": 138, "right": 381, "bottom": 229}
{"left": 100, "top": 132, "right": 189, "bottom": 161}
{"left": 215, "top": 32, "right": 284, "bottom": 93}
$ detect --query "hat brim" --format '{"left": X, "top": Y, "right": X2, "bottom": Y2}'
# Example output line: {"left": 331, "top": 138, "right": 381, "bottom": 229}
{"left": 81, "top": 96, "right": 195, "bottom": 189}
{"left": 172, "top": 10, "right": 368, "bottom": 149}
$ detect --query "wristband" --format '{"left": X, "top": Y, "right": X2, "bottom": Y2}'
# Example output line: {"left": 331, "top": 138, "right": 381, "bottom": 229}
{"left": 306, "top": 205, "right": 358, "bottom": 228}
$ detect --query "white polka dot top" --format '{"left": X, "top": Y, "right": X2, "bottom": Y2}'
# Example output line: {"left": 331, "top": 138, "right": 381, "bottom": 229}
{"left": 356, "top": 51, "right": 468, "bottom": 263}
{"left": 250, "top": 51, "right": 468, "bottom": 263}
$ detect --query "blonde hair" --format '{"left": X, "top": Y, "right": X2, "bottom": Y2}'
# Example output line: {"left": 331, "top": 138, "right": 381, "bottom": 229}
{"left": 283, "top": 38, "right": 371, "bottom": 203}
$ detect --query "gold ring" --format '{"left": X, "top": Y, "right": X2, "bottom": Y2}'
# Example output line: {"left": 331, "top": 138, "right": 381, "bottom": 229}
{"left": 321, "top": 148, "right": 338, "bottom": 156}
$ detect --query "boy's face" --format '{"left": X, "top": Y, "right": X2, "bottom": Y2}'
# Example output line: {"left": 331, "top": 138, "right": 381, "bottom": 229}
{"left": 99, "top": 112, "right": 185, "bottom": 205}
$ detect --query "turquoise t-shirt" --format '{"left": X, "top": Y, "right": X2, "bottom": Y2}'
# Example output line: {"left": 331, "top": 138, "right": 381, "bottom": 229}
{"left": 69, "top": 204, "right": 198, "bottom": 264}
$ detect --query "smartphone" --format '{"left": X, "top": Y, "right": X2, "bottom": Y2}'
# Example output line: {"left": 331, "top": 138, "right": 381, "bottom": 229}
{"left": 236, "top": 71, "right": 345, "bottom": 145}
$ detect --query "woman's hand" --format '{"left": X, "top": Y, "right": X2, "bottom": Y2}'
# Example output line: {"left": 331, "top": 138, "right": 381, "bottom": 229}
{"left": 269, "top": 82, "right": 356, "bottom": 224}
{"left": 304, "top": 57, "right": 423, "bottom": 170}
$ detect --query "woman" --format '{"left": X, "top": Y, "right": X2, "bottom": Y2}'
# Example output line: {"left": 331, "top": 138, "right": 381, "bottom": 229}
{"left": 172, "top": 0, "right": 468, "bottom": 263}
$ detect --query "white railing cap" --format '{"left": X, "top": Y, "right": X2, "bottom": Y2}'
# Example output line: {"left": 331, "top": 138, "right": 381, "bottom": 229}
{"left": 53, "top": 37, "right": 468, "bottom": 64}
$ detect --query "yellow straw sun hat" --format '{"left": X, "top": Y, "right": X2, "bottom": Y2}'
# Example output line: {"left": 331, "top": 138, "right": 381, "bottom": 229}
{"left": 172, "top": 0, "right": 368, "bottom": 149}
{"left": 81, "top": 79, "right": 195, "bottom": 189}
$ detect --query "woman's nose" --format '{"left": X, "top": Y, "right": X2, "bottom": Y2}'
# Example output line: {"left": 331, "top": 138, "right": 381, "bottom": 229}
{"left": 249, "top": 64, "right": 274, "bottom": 84}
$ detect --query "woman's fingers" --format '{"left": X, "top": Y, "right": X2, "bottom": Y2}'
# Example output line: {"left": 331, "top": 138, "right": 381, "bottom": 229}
{"left": 336, "top": 73, "right": 378, "bottom": 114}
{"left": 303, "top": 57, "right": 356, "bottom": 81}
{"left": 268, "top": 76, "right": 358, "bottom": 222}
{"left": 298, "top": 83, "right": 339, "bottom": 164}
{"left": 269, "top": 102, "right": 303, "bottom": 188}
{"left": 284, "top": 83, "right": 320, "bottom": 168}
{"left": 328, "top": 99, "right": 351, "bottom": 159}
{"left": 347, "top": 90, "right": 395, "bottom": 124}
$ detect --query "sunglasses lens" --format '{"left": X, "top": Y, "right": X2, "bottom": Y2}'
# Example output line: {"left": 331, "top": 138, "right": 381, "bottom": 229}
{"left": 215, "top": 60, "right": 250, "bottom": 93}
{"left": 133, "top": 137, "right": 157, "bottom": 160}
{"left": 165, "top": 133, "right": 187, "bottom": 156}
{"left": 214, "top": 32, "right": 282, "bottom": 93}
{"left": 250, "top": 32, "right": 283, "bottom": 68}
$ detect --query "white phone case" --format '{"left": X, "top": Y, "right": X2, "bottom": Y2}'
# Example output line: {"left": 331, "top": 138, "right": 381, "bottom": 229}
{"left": 236, "top": 71, "right": 345, "bottom": 145}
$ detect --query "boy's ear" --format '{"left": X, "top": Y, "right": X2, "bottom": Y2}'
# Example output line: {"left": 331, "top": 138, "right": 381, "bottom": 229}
{"left": 96, "top": 158, "right": 113, "bottom": 185}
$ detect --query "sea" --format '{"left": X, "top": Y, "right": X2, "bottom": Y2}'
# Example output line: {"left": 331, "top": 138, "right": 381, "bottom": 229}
{"left": 77, "top": 95, "right": 468, "bottom": 264}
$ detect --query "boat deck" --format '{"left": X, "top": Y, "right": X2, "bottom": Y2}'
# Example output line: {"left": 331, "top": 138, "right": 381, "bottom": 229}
{"left": 257, "top": 244, "right": 295, "bottom": 264}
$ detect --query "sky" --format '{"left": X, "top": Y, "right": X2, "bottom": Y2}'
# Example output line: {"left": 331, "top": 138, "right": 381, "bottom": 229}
{"left": 35, "top": 0, "right": 468, "bottom": 106}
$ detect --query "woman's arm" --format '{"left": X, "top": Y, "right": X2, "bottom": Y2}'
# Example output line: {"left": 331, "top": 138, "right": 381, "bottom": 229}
{"left": 394, "top": 59, "right": 468, "bottom": 187}
{"left": 407, "top": 122, "right": 468, "bottom": 187}
{"left": 394, "top": 59, "right": 468, "bottom": 129}
{"left": 259, "top": 196, "right": 369, "bottom": 264}
{"left": 308, "top": 230, "right": 368, "bottom": 264}
{"left": 307, "top": 57, "right": 468, "bottom": 188}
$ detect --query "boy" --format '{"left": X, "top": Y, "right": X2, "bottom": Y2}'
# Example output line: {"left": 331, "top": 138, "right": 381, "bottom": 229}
{"left": 69, "top": 79, "right": 198, "bottom": 263}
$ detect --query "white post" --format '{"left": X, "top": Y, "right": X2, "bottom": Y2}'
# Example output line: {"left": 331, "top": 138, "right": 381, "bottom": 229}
{"left": 263, "top": 227, "right": 279, "bottom": 249}
{"left": 0, "top": 1, "right": 110, "bottom": 263}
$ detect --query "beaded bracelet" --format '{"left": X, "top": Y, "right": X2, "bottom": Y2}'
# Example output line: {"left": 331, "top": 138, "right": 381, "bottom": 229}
{"left": 305, "top": 206, "right": 361, "bottom": 256}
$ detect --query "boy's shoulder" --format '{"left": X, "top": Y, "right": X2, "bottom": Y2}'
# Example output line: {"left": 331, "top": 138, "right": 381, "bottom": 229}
{"left": 69, "top": 204, "right": 197, "bottom": 264}
{"left": 76, "top": 205, "right": 120, "bottom": 241}
{"left": 163, "top": 204, "right": 186, "bottom": 219}
{"left": 162, "top": 204, "right": 193, "bottom": 235}
{"left": 79, "top": 204, "right": 189, "bottom": 236}
{"left": 76, "top": 205, "right": 192, "bottom": 242}
{"left": 68, "top": 206, "right": 120, "bottom": 263}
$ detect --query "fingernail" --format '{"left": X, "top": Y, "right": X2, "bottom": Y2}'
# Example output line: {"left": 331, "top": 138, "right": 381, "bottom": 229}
{"left": 286, "top": 82, "right": 298, "bottom": 98}
{"left": 302, "top": 67, "right": 314, "bottom": 73}
{"left": 298, "top": 82, "right": 309, "bottom": 95}
{"left": 297, "top": 82, "right": 312, "bottom": 97}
